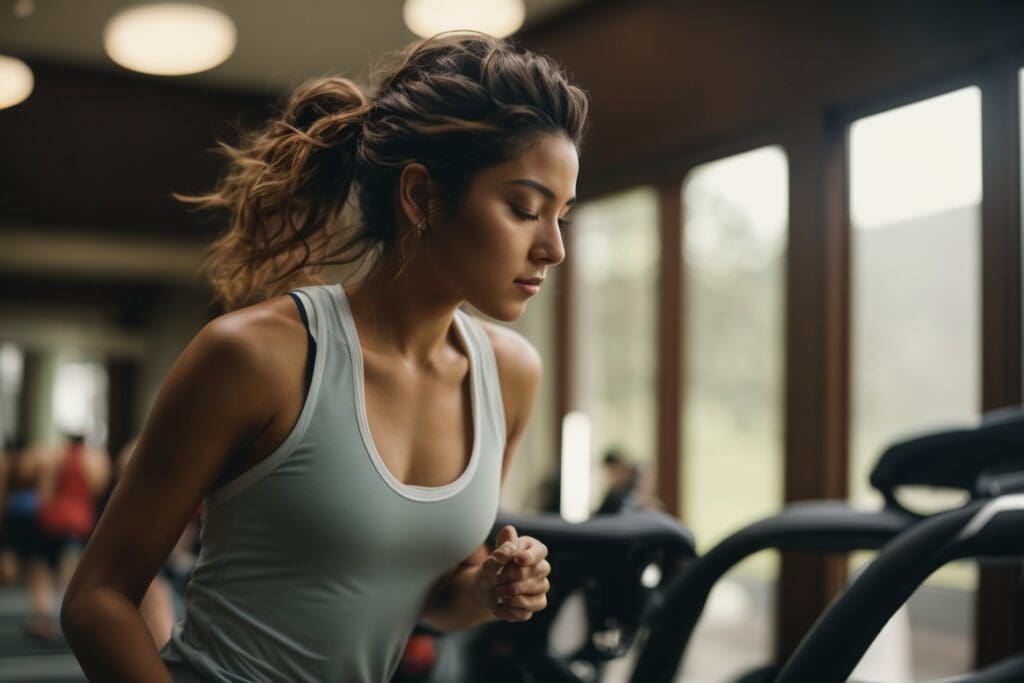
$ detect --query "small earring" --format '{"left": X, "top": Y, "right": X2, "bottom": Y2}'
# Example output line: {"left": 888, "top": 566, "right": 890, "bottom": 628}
{"left": 416, "top": 216, "right": 429, "bottom": 235}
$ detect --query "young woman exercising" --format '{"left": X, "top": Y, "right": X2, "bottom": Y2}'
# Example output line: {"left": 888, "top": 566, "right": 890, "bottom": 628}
{"left": 60, "top": 31, "right": 588, "bottom": 682}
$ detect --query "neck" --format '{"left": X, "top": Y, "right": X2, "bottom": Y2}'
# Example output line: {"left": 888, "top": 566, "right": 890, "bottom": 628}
{"left": 344, "top": 250, "right": 463, "bottom": 364}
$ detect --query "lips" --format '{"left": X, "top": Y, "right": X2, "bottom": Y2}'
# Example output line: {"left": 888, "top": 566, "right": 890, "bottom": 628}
{"left": 514, "top": 278, "right": 543, "bottom": 296}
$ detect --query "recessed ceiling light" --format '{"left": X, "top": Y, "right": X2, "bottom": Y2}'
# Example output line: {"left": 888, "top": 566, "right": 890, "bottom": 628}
{"left": 403, "top": 0, "right": 525, "bottom": 39}
{"left": 103, "top": 3, "right": 236, "bottom": 76}
{"left": 13, "top": 0, "right": 36, "bottom": 19}
{"left": 0, "top": 55, "right": 34, "bottom": 110}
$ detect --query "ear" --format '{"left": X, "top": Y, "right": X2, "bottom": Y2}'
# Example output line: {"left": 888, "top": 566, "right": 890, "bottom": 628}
{"left": 397, "top": 163, "right": 435, "bottom": 230}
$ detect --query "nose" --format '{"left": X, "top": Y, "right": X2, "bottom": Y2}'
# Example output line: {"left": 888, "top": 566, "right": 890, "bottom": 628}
{"left": 531, "top": 218, "right": 565, "bottom": 266}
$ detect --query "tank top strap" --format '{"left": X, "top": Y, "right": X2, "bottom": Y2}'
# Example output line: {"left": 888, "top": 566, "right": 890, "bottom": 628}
{"left": 453, "top": 310, "right": 507, "bottom": 447}
{"left": 288, "top": 286, "right": 331, "bottom": 345}
{"left": 204, "top": 285, "right": 332, "bottom": 508}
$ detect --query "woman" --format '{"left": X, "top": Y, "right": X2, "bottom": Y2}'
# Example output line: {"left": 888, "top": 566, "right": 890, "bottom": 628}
{"left": 61, "top": 32, "right": 588, "bottom": 683}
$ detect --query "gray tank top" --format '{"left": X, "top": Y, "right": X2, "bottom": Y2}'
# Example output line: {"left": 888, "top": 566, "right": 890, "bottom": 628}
{"left": 161, "top": 284, "right": 506, "bottom": 682}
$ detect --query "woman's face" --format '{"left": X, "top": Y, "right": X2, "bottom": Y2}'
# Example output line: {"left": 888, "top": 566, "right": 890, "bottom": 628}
{"left": 426, "top": 133, "right": 579, "bottom": 321}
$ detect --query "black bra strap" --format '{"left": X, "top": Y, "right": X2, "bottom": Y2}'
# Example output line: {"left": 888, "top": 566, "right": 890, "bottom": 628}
{"left": 287, "top": 292, "right": 316, "bottom": 390}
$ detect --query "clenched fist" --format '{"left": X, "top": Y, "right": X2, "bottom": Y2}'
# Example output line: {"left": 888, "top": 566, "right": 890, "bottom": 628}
{"left": 473, "top": 525, "right": 551, "bottom": 622}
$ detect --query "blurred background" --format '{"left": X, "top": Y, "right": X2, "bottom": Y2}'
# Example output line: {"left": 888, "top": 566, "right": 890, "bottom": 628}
{"left": 2, "top": 0, "right": 1024, "bottom": 681}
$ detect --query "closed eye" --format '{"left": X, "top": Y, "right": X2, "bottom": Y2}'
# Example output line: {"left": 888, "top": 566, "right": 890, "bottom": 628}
{"left": 511, "top": 206, "right": 539, "bottom": 222}
{"left": 512, "top": 205, "right": 571, "bottom": 229}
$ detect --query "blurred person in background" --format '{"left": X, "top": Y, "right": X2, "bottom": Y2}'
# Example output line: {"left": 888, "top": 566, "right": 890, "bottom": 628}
{"left": 595, "top": 448, "right": 640, "bottom": 515}
{"left": 2, "top": 434, "right": 110, "bottom": 639}
{"left": 595, "top": 448, "right": 662, "bottom": 515}
{"left": 0, "top": 436, "right": 56, "bottom": 636}
{"left": 0, "top": 437, "right": 31, "bottom": 584}
{"left": 0, "top": 435, "right": 31, "bottom": 586}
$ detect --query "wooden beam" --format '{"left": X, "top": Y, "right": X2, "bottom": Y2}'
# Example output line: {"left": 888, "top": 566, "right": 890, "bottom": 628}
{"left": 777, "top": 107, "right": 851, "bottom": 661}
{"left": 656, "top": 178, "right": 683, "bottom": 516}
{"left": 976, "top": 55, "right": 1023, "bottom": 669}
{"left": 105, "top": 357, "right": 139, "bottom": 465}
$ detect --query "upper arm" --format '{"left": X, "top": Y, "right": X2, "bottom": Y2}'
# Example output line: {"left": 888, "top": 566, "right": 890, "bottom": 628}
{"left": 478, "top": 320, "right": 543, "bottom": 484}
{"left": 66, "top": 315, "right": 282, "bottom": 605}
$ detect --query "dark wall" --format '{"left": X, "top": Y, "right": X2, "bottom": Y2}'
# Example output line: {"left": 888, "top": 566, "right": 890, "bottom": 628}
{"left": 0, "top": 60, "right": 272, "bottom": 242}
{"left": 10, "top": 1, "right": 1021, "bottom": 244}
{"left": 522, "top": 0, "right": 1024, "bottom": 193}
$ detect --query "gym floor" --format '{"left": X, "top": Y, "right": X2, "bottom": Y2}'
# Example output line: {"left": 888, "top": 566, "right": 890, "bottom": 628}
{"left": 0, "top": 586, "right": 83, "bottom": 682}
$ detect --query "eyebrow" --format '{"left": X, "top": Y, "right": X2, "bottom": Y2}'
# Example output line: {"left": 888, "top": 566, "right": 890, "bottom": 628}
{"left": 504, "top": 178, "right": 577, "bottom": 207}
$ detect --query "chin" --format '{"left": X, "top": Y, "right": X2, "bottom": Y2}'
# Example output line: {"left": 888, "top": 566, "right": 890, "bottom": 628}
{"left": 471, "top": 298, "right": 527, "bottom": 322}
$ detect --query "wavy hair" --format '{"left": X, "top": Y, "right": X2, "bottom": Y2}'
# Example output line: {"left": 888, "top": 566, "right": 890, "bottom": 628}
{"left": 184, "top": 32, "right": 590, "bottom": 310}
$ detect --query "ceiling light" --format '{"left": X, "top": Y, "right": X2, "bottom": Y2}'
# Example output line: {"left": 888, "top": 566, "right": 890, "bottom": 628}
{"left": 13, "top": 0, "right": 36, "bottom": 19}
{"left": 103, "top": 3, "right": 236, "bottom": 76}
{"left": 0, "top": 55, "right": 33, "bottom": 110}
{"left": 403, "top": 0, "right": 525, "bottom": 39}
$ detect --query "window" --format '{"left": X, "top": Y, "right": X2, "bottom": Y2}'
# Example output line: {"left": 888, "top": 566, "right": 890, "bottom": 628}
{"left": 680, "top": 146, "right": 788, "bottom": 679}
{"left": 0, "top": 344, "right": 24, "bottom": 446}
{"left": 53, "top": 357, "right": 109, "bottom": 447}
{"left": 848, "top": 86, "right": 982, "bottom": 679}
{"left": 572, "top": 187, "right": 660, "bottom": 514}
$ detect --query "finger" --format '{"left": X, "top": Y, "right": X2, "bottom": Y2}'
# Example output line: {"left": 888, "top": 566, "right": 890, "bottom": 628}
{"left": 513, "top": 536, "right": 547, "bottom": 566}
{"left": 496, "top": 576, "right": 550, "bottom": 598}
{"left": 498, "top": 591, "right": 549, "bottom": 612}
{"left": 479, "top": 545, "right": 516, "bottom": 581}
{"left": 495, "top": 525, "right": 520, "bottom": 550}
{"left": 496, "top": 558, "right": 551, "bottom": 584}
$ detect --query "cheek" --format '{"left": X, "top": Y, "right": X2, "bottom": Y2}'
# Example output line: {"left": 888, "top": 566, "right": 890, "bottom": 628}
{"left": 446, "top": 209, "right": 522, "bottom": 265}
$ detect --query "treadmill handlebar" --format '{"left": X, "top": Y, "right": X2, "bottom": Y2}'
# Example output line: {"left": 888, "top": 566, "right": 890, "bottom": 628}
{"left": 870, "top": 405, "right": 1024, "bottom": 516}
{"left": 490, "top": 509, "right": 696, "bottom": 557}
{"left": 774, "top": 496, "right": 1024, "bottom": 683}
{"left": 628, "top": 501, "right": 913, "bottom": 683}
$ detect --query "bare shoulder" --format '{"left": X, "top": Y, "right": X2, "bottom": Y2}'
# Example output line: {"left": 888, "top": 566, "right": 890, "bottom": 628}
{"left": 201, "top": 295, "right": 306, "bottom": 356}
{"left": 171, "top": 295, "right": 309, "bottom": 419}
{"left": 193, "top": 296, "right": 306, "bottom": 374}
{"left": 473, "top": 319, "right": 542, "bottom": 435}
{"left": 474, "top": 319, "right": 542, "bottom": 388}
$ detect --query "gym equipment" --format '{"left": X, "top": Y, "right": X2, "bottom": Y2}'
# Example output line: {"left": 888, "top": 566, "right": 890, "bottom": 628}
{"left": 408, "top": 406, "right": 1024, "bottom": 683}
{"left": 464, "top": 508, "right": 695, "bottom": 682}
{"left": 775, "top": 494, "right": 1024, "bottom": 683}
{"left": 631, "top": 405, "right": 1024, "bottom": 683}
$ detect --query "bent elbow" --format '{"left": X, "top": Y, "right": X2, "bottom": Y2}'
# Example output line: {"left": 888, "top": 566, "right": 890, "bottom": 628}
{"left": 60, "top": 588, "right": 86, "bottom": 638}
{"left": 60, "top": 582, "right": 106, "bottom": 640}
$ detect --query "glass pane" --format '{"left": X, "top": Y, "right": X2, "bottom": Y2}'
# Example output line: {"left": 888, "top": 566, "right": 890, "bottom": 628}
{"left": 52, "top": 358, "right": 108, "bottom": 448}
{"left": 680, "top": 146, "right": 788, "bottom": 680}
{"left": 0, "top": 343, "right": 24, "bottom": 446}
{"left": 849, "top": 86, "right": 981, "bottom": 679}
{"left": 572, "top": 187, "right": 660, "bottom": 515}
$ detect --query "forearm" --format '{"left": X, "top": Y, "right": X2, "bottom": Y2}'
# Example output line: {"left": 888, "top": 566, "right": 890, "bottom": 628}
{"left": 62, "top": 588, "right": 174, "bottom": 683}
{"left": 419, "top": 564, "right": 496, "bottom": 633}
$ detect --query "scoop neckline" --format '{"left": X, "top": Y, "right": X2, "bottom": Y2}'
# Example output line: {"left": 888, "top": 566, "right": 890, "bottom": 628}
{"left": 330, "top": 284, "right": 482, "bottom": 503}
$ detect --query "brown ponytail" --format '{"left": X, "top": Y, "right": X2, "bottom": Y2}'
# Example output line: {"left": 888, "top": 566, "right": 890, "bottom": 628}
{"left": 184, "top": 77, "right": 371, "bottom": 310}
